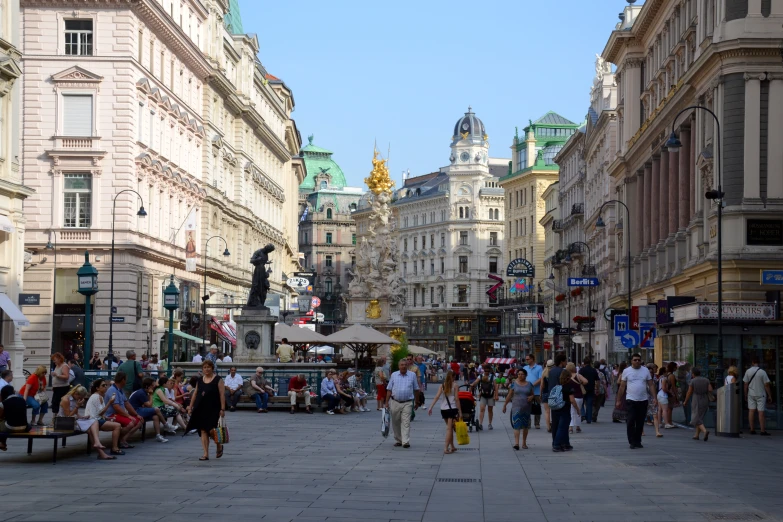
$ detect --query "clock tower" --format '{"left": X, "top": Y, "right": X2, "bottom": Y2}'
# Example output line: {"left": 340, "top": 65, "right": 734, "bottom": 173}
{"left": 449, "top": 106, "right": 490, "bottom": 169}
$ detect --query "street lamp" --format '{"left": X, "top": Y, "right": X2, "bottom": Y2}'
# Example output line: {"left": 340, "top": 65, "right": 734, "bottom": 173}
{"left": 569, "top": 241, "right": 593, "bottom": 358}
{"left": 163, "top": 275, "right": 180, "bottom": 375}
{"left": 665, "top": 106, "right": 724, "bottom": 378}
{"left": 76, "top": 252, "right": 99, "bottom": 364}
{"left": 596, "top": 199, "right": 632, "bottom": 358}
{"left": 109, "top": 190, "right": 147, "bottom": 359}
{"left": 46, "top": 231, "right": 57, "bottom": 359}
{"left": 202, "top": 236, "right": 230, "bottom": 355}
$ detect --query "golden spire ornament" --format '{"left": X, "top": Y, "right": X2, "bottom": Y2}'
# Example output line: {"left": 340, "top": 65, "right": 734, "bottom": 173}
{"left": 364, "top": 149, "right": 395, "bottom": 195}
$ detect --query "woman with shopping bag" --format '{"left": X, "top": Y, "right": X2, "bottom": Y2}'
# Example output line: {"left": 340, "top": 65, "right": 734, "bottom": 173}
{"left": 185, "top": 360, "right": 226, "bottom": 461}
{"left": 428, "top": 370, "right": 463, "bottom": 454}
{"left": 503, "top": 368, "right": 534, "bottom": 450}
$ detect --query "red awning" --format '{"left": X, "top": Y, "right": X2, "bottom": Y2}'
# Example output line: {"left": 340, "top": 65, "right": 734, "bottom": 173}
{"left": 210, "top": 319, "right": 236, "bottom": 347}
{"left": 484, "top": 358, "right": 517, "bottom": 365}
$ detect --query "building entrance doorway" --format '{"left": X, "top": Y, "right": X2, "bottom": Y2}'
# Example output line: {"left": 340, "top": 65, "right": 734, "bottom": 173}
{"left": 455, "top": 342, "right": 471, "bottom": 362}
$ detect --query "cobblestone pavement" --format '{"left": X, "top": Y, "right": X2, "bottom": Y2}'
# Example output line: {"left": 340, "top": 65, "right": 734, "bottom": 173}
{"left": 1, "top": 386, "right": 782, "bottom": 522}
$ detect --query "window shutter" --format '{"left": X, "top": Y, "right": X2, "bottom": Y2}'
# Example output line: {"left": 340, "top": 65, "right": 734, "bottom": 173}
{"left": 63, "top": 95, "right": 93, "bottom": 136}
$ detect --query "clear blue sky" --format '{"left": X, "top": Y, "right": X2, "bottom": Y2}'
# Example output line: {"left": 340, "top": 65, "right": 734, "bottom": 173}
{"left": 239, "top": 0, "right": 630, "bottom": 188}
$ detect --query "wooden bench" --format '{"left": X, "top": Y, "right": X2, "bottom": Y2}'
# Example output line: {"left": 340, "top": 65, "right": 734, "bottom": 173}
{"left": 236, "top": 392, "right": 320, "bottom": 410}
{"left": 1, "top": 425, "right": 90, "bottom": 464}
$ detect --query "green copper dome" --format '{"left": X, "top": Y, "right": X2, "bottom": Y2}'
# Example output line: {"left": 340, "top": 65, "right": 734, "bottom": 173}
{"left": 224, "top": 0, "right": 244, "bottom": 34}
{"left": 299, "top": 135, "right": 348, "bottom": 191}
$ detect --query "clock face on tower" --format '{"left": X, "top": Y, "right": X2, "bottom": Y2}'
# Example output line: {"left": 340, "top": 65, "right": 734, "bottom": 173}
{"left": 459, "top": 151, "right": 470, "bottom": 162}
{"left": 461, "top": 122, "right": 470, "bottom": 131}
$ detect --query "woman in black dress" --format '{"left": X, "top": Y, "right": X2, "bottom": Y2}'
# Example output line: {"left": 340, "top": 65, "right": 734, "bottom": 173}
{"left": 185, "top": 360, "right": 226, "bottom": 460}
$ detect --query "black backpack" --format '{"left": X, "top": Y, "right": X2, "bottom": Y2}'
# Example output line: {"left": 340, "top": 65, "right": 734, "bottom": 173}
{"left": 479, "top": 378, "right": 494, "bottom": 398}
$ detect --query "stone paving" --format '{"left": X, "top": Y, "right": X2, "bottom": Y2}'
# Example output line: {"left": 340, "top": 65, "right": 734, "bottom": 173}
{"left": 1, "top": 386, "right": 782, "bottom": 522}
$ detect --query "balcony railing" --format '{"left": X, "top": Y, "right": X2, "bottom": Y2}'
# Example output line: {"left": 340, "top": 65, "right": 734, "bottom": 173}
{"left": 552, "top": 220, "right": 564, "bottom": 232}
{"left": 53, "top": 136, "right": 100, "bottom": 149}
{"left": 571, "top": 203, "right": 584, "bottom": 216}
{"left": 497, "top": 295, "right": 538, "bottom": 306}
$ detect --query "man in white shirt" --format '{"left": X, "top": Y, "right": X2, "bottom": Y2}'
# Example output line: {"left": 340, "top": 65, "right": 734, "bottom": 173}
{"left": 385, "top": 359, "right": 420, "bottom": 448}
{"left": 743, "top": 357, "right": 773, "bottom": 435}
{"left": 616, "top": 353, "right": 657, "bottom": 449}
{"left": 0, "top": 369, "right": 12, "bottom": 390}
{"left": 223, "top": 367, "right": 244, "bottom": 412}
{"left": 192, "top": 353, "right": 203, "bottom": 363}
{"left": 222, "top": 353, "right": 232, "bottom": 363}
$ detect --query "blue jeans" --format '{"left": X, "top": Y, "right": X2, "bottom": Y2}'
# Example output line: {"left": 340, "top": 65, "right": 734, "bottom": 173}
{"left": 582, "top": 394, "right": 594, "bottom": 424}
{"left": 254, "top": 392, "right": 269, "bottom": 410}
{"left": 322, "top": 393, "right": 339, "bottom": 411}
{"left": 551, "top": 407, "right": 571, "bottom": 448}
{"left": 26, "top": 396, "right": 49, "bottom": 417}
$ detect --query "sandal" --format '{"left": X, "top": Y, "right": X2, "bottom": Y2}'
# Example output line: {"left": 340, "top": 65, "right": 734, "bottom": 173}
{"left": 119, "top": 443, "right": 135, "bottom": 449}
{"left": 394, "top": 442, "right": 402, "bottom": 447}
{"left": 199, "top": 456, "right": 209, "bottom": 461}
{"left": 216, "top": 445, "right": 223, "bottom": 459}
{"left": 513, "top": 445, "right": 519, "bottom": 451}
{"left": 444, "top": 449, "right": 455, "bottom": 454}
{"left": 656, "top": 433, "right": 663, "bottom": 438}
{"left": 521, "top": 445, "right": 528, "bottom": 449}
{"left": 98, "top": 455, "right": 116, "bottom": 460}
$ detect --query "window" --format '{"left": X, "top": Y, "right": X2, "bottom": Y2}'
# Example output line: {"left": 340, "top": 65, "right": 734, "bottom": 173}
{"left": 325, "top": 278, "right": 333, "bottom": 294}
{"left": 490, "top": 232, "right": 498, "bottom": 246}
{"left": 440, "top": 258, "right": 445, "bottom": 274}
{"left": 430, "top": 287, "right": 434, "bottom": 303}
{"left": 320, "top": 180, "right": 328, "bottom": 189}
{"left": 352, "top": 233, "right": 356, "bottom": 245}
{"left": 440, "top": 233, "right": 445, "bottom": 247}
{"left": 160, "top": 50, "right": 164, "bottom": 79}
{"left": 494, "top": 209, "right": 499, "bottom": 220}
{"left": 430, "top": 261, "right": 435, "bottom": 275}
{"left": 138, "top": 30, "right": 143, "bottom": 62}
{"left": 326, "top": 208, "right": 332, "bottom": 219}
{"left": 464, "top": 207, "right": 470, "bottom": 219}
{"left": 62, "top": 95, "right": 93, "bottom": 136}
{"left": 413, "top": 262, "right": 417, "bottom": 275}
{"left": 489, "top": 256, "right": 498, "bottom": 274}
{"left": 457, "top": 317, "right": 471, "bottom": 332}
{"left": 303, "top": 232, "right": 308, "bottom": 243}
{"left": 404, "top": 239, "right": 408, "bottom": 251}
{"left": 325, "top": 255, "right": 332, "bottom": 267}
{"left": 459, "top": 231, "right": 468, "bottom": 245}
{"left": 459, "top": 256, "right": 468, "bottom": 273}
{"left": 430, "top": 234, "right": 434, "bottom": 247}
{"left": 421, "top": 260, "right": 425, "bottom": 271}
{"left": 351, "top": 256, "right": 356, "bottom": 267}
{"left": 459, "top": 207, "right": 463, "bottom": 219}
{"left": 326, "top": 232, "right": 332, "bottom": 244}
{"left": 413, "top": 290, "right": 417, "bottom": 306}
{"left": 63, "top": 174, "right": 92, "bottom": 228}
{"left": 422, "top": 235, "right": 426, "bottom": 249}
{"left": 403, "top": 262, "right": 407, "bottom": 276}
{"left": 65, "top": 20, "right": 93, "bottom": 56}
{"left": 414, "top": 238, "right": 418, "bottom": 250}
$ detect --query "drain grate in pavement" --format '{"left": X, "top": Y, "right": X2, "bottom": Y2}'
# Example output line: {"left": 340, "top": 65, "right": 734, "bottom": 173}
{"left": 456, "top": 448, "right": 478, "bottom": 451}
{"left": 701, "top": 514, "right": 766, "bottom": 521}
{"left": 437, "top": 478, "right": 481, "bottom": 483}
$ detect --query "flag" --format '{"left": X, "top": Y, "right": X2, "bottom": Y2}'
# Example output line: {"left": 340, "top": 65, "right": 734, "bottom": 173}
{"left": 184, "top": 208, "right": 198, "bottom": 272}
{"left": 300, "top": 207, "right": 309, "bottom": 222}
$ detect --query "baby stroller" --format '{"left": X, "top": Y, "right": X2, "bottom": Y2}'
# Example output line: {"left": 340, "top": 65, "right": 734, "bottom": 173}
{"left": 458, "top": 384, "right": 479, "bottom": 432}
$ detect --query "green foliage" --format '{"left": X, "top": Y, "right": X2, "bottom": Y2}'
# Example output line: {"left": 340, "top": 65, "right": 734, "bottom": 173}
{"left": 390, "top": 333, "right": 409, "bottom": 373}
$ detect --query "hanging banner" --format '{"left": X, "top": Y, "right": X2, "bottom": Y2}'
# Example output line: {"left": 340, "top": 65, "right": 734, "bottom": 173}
{"left": 184, "top": 208, "right": 198, "bottom": 272}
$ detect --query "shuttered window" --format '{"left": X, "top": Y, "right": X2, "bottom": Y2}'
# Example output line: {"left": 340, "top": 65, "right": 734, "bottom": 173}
{"left": 62, "top": 95, "right": 93, "bottom": 136}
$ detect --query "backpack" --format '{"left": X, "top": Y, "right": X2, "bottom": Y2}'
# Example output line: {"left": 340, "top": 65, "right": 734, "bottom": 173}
{"left": 479, "top": 379, "right": 494, "bottom": 398}
{"left": 548, "top": 384, "right": 565, "bottom": 410}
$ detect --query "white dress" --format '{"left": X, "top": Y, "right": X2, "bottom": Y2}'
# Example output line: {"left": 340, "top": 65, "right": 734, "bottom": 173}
{"left": 58, "top": 396, "right": 96, "bottom": 431}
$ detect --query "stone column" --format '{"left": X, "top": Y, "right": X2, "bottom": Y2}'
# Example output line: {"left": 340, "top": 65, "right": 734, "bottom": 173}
{"left": 636, "top": 170, "right": 644, "bottom": 254}
{"left": 678, "top": 127, "right": 692, "bottom": 228}
{"left": 650, "top": 156, "right": 660, "bottom": 246}
{"left": 772, "top": 0, "right": 783, "bottom": 15}
{"left": 643, "top": 163, "right": 652, "bottom": 249}
{"left": 768, "top": 77, "right": 783, "bottom": 198}
{"left": 744, "top": 74, "right": 762, "bottom": 199}
{"left": 658, "top": 149, "right": 669, "bottom": 243}
{"left": 668, "top": 147, "right": 679, "bottom": 235}
{"left": 748, "top": 0, "right": 762, "bottom": 16}
{"left": 689, "top": 120, "right": 697, "bottom": 219}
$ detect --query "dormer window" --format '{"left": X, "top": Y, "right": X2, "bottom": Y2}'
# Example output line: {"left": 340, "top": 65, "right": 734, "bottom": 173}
{"left": 320, "top": 180, "right": 328, "bottom": 189}
{"left": 326, "top": 208, "right": 332, "bottom": 219}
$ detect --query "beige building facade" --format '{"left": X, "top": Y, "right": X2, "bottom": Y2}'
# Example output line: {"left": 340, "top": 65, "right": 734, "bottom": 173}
{"left": 19, "top": 0, "right": 302, "bottom": 368}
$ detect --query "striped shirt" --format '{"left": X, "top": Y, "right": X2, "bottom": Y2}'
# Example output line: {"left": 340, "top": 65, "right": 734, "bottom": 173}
{"left": 386, "top": 370, "right": 420, "bottom": 402}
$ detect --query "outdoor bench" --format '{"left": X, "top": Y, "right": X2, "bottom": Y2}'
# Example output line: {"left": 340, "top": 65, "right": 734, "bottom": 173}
{"left": 0, "top": 425, "right": 90, "bottom": 464}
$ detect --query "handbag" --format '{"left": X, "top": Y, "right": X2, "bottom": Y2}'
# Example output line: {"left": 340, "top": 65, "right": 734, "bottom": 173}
{"left": 53, "top": 416, "right": 75, "bottom": 431}
{"left": 381, "top": 407, "right": 390, "bottom": 438}
{"left": 531, "top": 397, "right": 542, "bottom": 416}
{"left": 455, "top": 420, "right": 470, "bottom": 446}
{"left": 210, "top": 417, "right": 230, "bottom": 444}
{"left": 35, "top": 379, "right": 48, "bottom": 404}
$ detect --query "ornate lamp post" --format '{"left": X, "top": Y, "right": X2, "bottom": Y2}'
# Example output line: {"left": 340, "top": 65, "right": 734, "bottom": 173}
{"left": 109, "top": 190, "right": 147, "bottom": 358}
{"left": 163, "top": 275, "right": 180, "bottom": 375}
{"left": 76, "top": 252, "right": 99, "bottom": 363}
{"left": 202, "top": 236, "right": 230, "bottom": 355}
{"left": 666, "top": 106, "right": 724, "bottom": 377}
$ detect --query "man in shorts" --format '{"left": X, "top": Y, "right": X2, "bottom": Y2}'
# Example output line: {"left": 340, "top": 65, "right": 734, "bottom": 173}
{"left": 105, "top": 371, "right": 143, "bottom": 448}
{"left": 743, "top": 357, "right": 773, "bottom": 436}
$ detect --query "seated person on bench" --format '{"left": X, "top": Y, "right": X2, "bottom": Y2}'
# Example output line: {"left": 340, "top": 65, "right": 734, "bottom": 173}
{"left": 0, "top": 385, "right": 30, "bottom": 451}
{"left": 288, "top": 374, "right": 313, "bottom": 414}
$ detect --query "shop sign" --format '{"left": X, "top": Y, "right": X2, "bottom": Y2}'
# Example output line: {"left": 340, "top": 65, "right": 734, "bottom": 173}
{"left": 761, "top": 270, "right": 783, "bottom": 285}
{"left": 506, "top": 258, "right": 535, "bottom": 277}
{"left": 455, "top": 335, "right": 471, "bottom": 341}
{"left": 18, "top": 293, "right": 40, "bottom": 306}
{"left": 672, "top": 302, "right": 776, "bottom": 322}
{"left": 747, "top": 219, "right": 783, "bottom": 246}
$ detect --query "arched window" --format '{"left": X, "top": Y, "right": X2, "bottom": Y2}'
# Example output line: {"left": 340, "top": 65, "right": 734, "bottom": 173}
{"left": 350, "top": 203, "right": 357, "bottom": 211}
{"left": 459, "top": 207, "right": 464, "bottom": 219}
{"left": 326, "top": 208, "right": 332, "bottom": 219}
{"left": 465, "top": 207, "right": 470, "bottom": 219}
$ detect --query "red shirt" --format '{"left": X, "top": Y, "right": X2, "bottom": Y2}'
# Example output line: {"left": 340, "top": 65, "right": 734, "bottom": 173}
{"left": 289, "top": 376, "right": 308, "bottom": 391}
{"left": 21, "top": 375, "right": 46, "bottom": 397}
{"left": 450, "top": 362, "right": 460, "bottom": 374}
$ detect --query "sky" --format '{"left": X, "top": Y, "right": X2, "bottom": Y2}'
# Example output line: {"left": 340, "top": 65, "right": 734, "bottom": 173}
{"left": 239, "top": 0, "right": 632, "bottom": 188}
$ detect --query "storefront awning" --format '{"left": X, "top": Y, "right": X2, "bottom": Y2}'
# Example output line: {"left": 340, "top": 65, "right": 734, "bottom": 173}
{"left": 171, "top": 329, "right": 207, "bottom": 343}
{"left": 0, "top": 215, "right": 15, "bottom": 234}
{"left": 484, "top": 358, "right": 516, "bottom": 365}
{"left": 0, "top": 293, "right": 29, "bottom": 327}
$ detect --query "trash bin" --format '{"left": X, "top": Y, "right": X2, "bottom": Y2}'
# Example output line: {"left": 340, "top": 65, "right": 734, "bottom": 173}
{"left": 277, "top": 377, "right": 290, "bottom": 397}
{"left": 716, "top": 382, "right": 740, "bottom": 437}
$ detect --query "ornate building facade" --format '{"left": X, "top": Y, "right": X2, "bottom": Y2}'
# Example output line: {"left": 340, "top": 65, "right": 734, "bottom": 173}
{"left": 297, "top": 136, "right": 363, "bottom": 334}
{"left": 390, "top": 108, "right": 506, "bottom": 361}
{"left": 19, "top": 0, "right": 302, "bottom": 367}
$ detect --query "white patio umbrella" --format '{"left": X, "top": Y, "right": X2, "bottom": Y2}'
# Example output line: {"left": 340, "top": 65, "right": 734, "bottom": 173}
{"left": 324, "top": 324, "right": 400, "bottom": 369}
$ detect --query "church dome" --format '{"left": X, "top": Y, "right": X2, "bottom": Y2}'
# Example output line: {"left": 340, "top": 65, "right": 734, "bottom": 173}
{"left": 452, "top": 107, "right": 486, "bottom": 144}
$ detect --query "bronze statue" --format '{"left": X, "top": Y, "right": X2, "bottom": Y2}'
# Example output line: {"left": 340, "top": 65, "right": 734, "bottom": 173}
{"left": 247, "top": 243, "right": 275, "bottom": 308}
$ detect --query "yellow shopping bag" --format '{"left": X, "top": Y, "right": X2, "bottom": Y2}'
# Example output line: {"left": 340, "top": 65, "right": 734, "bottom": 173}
{"left": 455, "top": 420, "right": 470, "bottom": 446}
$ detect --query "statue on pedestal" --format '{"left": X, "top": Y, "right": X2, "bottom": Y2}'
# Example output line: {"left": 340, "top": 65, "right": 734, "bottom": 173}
{"left": 247, "top": 243, "right": 275, "bottom": 308}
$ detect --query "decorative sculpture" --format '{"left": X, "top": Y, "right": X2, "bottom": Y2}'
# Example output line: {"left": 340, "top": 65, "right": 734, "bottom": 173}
{"left": 247, "top": 243, "right": 275, "bottom": 308}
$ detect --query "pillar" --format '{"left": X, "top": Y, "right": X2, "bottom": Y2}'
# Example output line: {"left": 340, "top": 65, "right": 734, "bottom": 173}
{"left": 643, "top": 163, "right": 652, "bottom": 249}
{"left": 768, "top": 77, "right": 783, "bottom": 198}
{"left": 678, "top": 128, "right": 692, "bottom": 228}
{"left": 748, "top": 0, "right": 762, "bottom": 16}
{"left": 636, "top": 170, "right": 644, "bottom": 254}
{"left": 650, "top": 156, "right": 660, "bottom": 246}
{"left": 689, "top": 119, "right": 697, "bottom": 219}
{"left": 773, "top": 0, "right": 783, "bottom": 15}
{"left": 658, "top": 150, "right": 669, "bottom": 243}
{"left": 743, "top": 74, "right": 761, "bottom": 199}
{"left": 668, "top": 147, "right": 679, "bottom": 234}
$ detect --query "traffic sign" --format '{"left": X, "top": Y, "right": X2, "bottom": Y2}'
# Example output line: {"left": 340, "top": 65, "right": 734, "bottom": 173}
{"left": 614, "top": 315, "right": 629, "bottom": 337}
{"left": 620, "top": 330, "right": 640, "bottom": 349}
{"left": 639, "top": 322, "right": 656, "bottom": 348}
{"left": 310, "top": 296, "right": 321, "bottom": 308}
{"left": 568, "top": 277, "right": 600, "bottom": 287}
